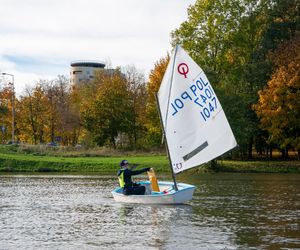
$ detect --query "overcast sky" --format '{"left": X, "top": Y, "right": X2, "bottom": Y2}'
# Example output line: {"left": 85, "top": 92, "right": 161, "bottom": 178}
{"left": 0, "top": 0, "right": 196, "bottom": 94}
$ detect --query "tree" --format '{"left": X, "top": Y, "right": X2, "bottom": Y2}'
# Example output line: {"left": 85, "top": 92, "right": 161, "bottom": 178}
{"left": 124, "top": 66, "right": 147, "bottom": 148}
{"left": 81, "top": 69, "right": 133, "bottom": 148}
{"left": 250, "top": 0, "right": 300, "bottom": 157}
{"left": 43, "top": 80, "right": 58, "bottom": 143}
{"left": 171, "top": 0, "right": 244, "bottom": 83}
{"left": 0, "top": 86, "right": 11, "bottom": 143}
{"left": 145, "top": 55, "right": 169, "bottom": 146}
{"left": 171, "top": 0, "right": 268, "bottom": 158}
{"left": 253, "top": 36, "right": 300, "bottom": 158}
{"left": 16, "top": 76, "right": 79, "bottom": 145}
{"left": 17, "top": 84, "right": 49, "bottom": 144}
{"left": 52, "top": 75, "right": 80, "bottom": 145}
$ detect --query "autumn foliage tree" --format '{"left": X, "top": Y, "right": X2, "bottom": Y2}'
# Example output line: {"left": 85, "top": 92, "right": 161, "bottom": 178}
{"left": 16, "top": 76, "right": 79, "bottom": 145}
{"left": 17, "top": 84, "right": 49, "bottom": 144}
{"left": 0, "top": 85, "right": 13, "bottom": 143}
{"left": 253, "top": 36, "right": 300, "bottom": 158}
{"left": 144, "top": 55, "right": 169, "bottom": 146}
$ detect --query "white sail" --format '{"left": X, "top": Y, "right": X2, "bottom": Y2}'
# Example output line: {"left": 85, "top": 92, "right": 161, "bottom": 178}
{"left": 157, "top": 45, "right": 237, "bottom": 174}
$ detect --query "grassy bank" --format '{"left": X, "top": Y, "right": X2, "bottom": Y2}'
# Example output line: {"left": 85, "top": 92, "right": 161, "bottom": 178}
{"left": 215, "top": 160, "right": 300, "bottom": 173}
{"left": 0, "top": 145, "right": 299, "bottom": 173}
{"left": 0, "top": 145, "right": 170, "bottom": 173}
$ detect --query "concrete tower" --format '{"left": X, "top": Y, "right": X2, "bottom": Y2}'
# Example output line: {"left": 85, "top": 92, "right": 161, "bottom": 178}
{"left": 70, "top": 61, "right": 105, "bottom": 85}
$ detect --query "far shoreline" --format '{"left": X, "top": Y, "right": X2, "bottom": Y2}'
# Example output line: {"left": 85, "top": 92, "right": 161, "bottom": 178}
{"left": 0, "top": 145, "right": 299, "bottom": 174}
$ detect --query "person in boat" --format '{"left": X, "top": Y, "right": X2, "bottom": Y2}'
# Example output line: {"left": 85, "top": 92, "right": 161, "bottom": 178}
{"left": 117, "top": 160, "right": 150, "bottom": 195}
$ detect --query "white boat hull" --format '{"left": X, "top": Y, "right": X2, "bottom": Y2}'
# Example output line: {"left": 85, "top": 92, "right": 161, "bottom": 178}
{"left": 111, "top": 181, "right": 195, "bottom": 204}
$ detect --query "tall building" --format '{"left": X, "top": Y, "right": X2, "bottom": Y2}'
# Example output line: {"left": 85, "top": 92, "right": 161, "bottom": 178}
{"left": 70, "top": 60, "right": 106, "bottom": 85}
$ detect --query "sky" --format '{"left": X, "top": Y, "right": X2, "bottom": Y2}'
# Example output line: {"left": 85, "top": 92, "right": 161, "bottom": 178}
{"left": 0, "top": 0, "right": 196, "bottom": 95}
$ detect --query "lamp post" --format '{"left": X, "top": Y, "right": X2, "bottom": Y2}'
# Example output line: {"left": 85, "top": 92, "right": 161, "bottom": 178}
{"left": 1, "top": 73, "right": 15, "bottom": 144}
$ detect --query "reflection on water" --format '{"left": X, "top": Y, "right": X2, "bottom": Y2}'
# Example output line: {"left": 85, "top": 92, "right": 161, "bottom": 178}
{"left": 0, "top": 173, "right": 299, "bottom": 249}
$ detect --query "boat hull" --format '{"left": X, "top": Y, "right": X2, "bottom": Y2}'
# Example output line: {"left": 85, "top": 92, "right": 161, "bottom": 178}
{"left": 111, "top": 181, "right": 195, "bottom": 204}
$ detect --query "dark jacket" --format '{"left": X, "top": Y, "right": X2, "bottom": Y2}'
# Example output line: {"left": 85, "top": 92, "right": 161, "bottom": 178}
{"left": 117, "top": 168, "right": 150, "bottom": 188}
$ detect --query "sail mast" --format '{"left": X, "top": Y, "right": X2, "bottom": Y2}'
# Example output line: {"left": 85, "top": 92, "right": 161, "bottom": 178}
{"left": 155, "top": 45, "right": 179, "bottom": 191}
{"left": 164, "top": 45, "right": 178, "bottom": 131}
{"left": 155, "top": 93, "right": 178, "bottom": 191}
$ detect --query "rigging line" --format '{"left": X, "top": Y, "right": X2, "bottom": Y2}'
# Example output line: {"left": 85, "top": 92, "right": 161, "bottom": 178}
{"left": 164, "top": 45, "right": 179, "bottom": 132}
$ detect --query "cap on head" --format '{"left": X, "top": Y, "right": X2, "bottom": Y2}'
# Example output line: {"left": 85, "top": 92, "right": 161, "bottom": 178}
{"left": 120, "top": 160, "right": 129, "bottom": 167}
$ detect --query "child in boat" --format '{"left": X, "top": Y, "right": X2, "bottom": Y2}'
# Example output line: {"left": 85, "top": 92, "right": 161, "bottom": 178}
{"left": 117, "top": 160, "right": 150, "bottom": 195}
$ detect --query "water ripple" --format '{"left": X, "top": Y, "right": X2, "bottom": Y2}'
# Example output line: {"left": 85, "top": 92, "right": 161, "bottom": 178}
{"left": 0, "top": 173, "right": 299, "bottom": 249}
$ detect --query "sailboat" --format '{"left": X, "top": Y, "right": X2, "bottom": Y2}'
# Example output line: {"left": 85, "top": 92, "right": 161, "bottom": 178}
{"left": 112, "top": 45, "right": 237, "bottom": 204}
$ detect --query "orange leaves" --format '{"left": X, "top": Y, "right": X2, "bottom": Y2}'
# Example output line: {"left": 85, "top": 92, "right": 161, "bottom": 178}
{"left": 144, "top": 54, "right": 170, "bottom": 146}
{"left": 253, "top": 36, "right": 300, "bottom": 149}
{"left": 148, "top": 55, "right": 170, "bottom": 95}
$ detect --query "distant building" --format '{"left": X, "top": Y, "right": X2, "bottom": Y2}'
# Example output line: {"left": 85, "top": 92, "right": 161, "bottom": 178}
{"left": 70, "top": 60, "right": 106, "bottom": 85}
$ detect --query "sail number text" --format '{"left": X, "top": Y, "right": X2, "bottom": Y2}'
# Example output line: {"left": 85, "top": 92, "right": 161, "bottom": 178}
{"left": 170, "top": 76, "right": 218, "bottom": 122}
{"left": 173, "top": 162, "right": 183, "bottom": 170}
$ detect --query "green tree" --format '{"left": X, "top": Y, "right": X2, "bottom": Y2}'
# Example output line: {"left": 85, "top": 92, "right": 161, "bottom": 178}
{"left": 171, "top": 0, "right": 243, "bottom": 83}
{"left": 81, "top": 69, "right": 133, "bottom": 148}
{"left": 171, "top": 0, "right": 267, "bottom": 158}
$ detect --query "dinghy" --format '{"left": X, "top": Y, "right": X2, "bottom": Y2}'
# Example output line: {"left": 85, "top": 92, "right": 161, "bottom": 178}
{"left": 112, "top": 181, "right": 195, "bottom": 204}
{"left": 112, "top": 45, "right": 237, "bottom": 204}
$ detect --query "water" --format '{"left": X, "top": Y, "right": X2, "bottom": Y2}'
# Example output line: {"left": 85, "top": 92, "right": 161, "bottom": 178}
{"left": 0, "top": 173, "right": 299, "bottom": 249}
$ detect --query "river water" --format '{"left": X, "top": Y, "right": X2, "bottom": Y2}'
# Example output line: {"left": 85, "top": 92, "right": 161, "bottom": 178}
{"left": 0, "top": 173, "right": 299, "bottom": 250}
